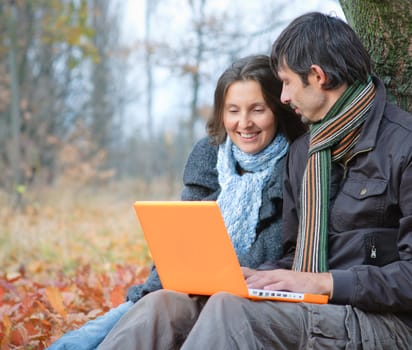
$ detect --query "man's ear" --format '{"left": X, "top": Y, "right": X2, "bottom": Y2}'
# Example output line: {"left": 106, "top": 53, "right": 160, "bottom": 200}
{"left": 308, "top": 64, "right": 327, "bottom": 87}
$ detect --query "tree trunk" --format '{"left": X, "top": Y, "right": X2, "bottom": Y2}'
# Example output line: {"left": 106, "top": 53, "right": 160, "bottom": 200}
{"left": 7, "top": 1, "right": 22, "bottom": 204}
{"left": 339, "top": 0, "right": 412, "bottom": 113}
{"left": 143, "top": 0, "right": 157, "bottom": 190}
{"left": 188, "top": 0, "right": 207, "bottom": 147}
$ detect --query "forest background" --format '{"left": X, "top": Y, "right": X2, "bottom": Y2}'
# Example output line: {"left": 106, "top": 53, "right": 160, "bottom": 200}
{"left": 1, "top": 0, "right": 411, "bottom": 349}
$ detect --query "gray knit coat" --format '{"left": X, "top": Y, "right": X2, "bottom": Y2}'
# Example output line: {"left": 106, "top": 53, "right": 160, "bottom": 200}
{"left": 127, "top": 136, "right": 284, "bottom": 302}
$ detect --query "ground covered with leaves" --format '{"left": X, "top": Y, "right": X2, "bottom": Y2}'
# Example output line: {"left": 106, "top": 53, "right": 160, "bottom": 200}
{"left": 0, "top": 264, "right": 149, "bottom": 349}
{"left": 0, "top": 183, "right": 156, "bottom": 349}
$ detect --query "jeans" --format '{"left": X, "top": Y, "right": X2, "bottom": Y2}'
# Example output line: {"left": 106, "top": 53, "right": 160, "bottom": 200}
{"left": 47, "top": 301, "right": 133, "bottom": 350}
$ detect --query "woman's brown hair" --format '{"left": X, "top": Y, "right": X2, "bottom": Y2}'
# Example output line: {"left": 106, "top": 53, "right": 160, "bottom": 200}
{"left": 207, "top": 54, "right": 307, "bottom": 145}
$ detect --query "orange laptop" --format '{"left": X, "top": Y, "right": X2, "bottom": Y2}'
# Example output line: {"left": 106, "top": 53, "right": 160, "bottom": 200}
{"left": 133, "top": 201, "right": 328, "bottom": 304}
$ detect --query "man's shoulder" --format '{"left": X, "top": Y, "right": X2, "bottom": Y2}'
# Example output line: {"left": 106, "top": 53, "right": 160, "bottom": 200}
{"left": 286, "top": 132, "right": 309, "bottom": 176}
{"left": 289, "top": 131, "right": 309, "bottom": 154}
{"left": 380, "top": 104, "right": 412, "bottom": 155}
{"left": 383, "top": 103, "right": 412, "bottom": 133}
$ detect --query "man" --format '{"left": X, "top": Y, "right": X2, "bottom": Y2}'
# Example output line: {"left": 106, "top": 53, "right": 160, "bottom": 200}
{"left": 180, "top": 12, "right": 412, "bottom": 349}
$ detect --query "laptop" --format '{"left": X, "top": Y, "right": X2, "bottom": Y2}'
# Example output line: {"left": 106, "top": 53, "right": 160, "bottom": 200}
{"left": 133, "top": 201, "right": 328, "bottom": 304}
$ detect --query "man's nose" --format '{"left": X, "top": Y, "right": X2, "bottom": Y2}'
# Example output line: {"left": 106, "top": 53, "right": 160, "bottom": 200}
{"left": 280, "top": 88, "right": 290, "bottom": 105}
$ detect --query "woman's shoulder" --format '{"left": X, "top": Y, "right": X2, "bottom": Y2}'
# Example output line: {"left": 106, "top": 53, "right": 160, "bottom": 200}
{"left": 182, "top": 136, "right": 219, "bottom": 189}
{"left": 185, "top": 136, "right": 218, "bottom": 167}
{"left": 191, "top": 136, "right": 218, "bottom": 154}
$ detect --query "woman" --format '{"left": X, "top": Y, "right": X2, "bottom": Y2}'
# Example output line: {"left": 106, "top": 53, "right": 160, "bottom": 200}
{"left": 47, "top": 54, "right": 306, "bottom": 349}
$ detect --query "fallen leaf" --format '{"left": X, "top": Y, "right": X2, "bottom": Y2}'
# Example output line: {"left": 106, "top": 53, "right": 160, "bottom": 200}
{"left": 1, "top": 314, "right": 12, "bottom": 347}
{"left": 45, "top": 286, "right": 67, "bottom": 319}
{"left": 6, "top": 272, "right": 21, "bottom": 283}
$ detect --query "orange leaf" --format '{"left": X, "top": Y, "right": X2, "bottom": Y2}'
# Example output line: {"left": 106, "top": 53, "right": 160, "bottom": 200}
{"left": 1, "top": 315, "right": 11, "bottom": 349}
{"left": 109, "top": 285, "right": 124, "bottom": 307}
{"left": 45, "top": 286, "right": 67, "bottom": 319}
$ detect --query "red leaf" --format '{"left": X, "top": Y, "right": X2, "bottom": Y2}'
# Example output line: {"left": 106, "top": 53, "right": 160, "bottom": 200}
{"left": 10, "top": 325, "right": 27, "bottom": 346}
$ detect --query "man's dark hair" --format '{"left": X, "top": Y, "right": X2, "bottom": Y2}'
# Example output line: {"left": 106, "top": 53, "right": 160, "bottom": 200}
{"left": 271, "top": 12, "right": 372, "bottom": 89}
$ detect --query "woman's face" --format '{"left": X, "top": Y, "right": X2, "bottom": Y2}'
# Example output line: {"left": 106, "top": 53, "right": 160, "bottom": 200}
{"left": 223, "top": 80, "right": 277, "bottom": 154}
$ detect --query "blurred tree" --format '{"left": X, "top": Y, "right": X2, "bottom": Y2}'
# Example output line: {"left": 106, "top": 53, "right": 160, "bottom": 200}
{"left": 144, "top": 0, "right": 159, "bottom": 140}
{"left": 89, "top": 0, "right": 123, "bottom": 178}
{"left": 339, "top": 0, "right": 412, "bottom": 113}
{"left": 0, "top": 0, "right": 98, "bottom": 191}
{"left": 5, "top": 1, "right": 22, "bottom": 204}
{"left": 90, "top": 0, "right": 114, "bottom": 151}
{"left": 0, "top": 0, "right": 128, "bottom": 197}
{"left": 142, "top": 0, "right": 160, "bottom": 190}
{"left": 186, "top": 0, "right": 206, "bottom": 147}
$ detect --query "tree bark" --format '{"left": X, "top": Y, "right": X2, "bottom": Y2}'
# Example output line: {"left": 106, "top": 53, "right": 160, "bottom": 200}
{"left": 339, "top": 0, "right": 412, "bottom": 113}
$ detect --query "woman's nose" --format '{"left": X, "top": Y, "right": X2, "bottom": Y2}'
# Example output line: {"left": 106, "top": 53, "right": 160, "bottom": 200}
{"left": 238, "top": 113, "right": 252, "bottom": 128}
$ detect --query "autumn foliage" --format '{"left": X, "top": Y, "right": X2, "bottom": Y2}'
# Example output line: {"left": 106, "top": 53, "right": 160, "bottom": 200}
{"left": 0, "top": 265, "right": 148, "bottom": 350}
{"left": 0, "top": 264, "right": 149, "bottom": 349}
{"left": 0, "top": 184, "right": 154, "bottom": 349}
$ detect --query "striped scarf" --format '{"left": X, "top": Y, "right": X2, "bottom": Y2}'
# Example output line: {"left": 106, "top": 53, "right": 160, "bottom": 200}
{"left": 293, "top": 77, "right": 376, "bottom": 273}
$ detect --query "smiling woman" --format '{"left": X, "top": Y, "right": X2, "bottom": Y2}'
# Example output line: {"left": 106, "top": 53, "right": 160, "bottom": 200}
{"left": 46, "top": 54, "right": 306, "bottom": 350}
{"left": 223, "top": 80, "right": 277, "bottom": 154}
{"left": 91, "top": 54, "right": 307, "bottom": 350}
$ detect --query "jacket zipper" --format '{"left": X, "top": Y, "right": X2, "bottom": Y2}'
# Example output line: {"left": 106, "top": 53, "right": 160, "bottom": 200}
{"left": 370, "top": 237, "right": 377, "bottom": 259}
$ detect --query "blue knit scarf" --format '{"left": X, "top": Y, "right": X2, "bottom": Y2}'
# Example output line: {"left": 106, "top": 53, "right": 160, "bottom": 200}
{"left": 217, "top": 134, "right": 289, "bottom": 255}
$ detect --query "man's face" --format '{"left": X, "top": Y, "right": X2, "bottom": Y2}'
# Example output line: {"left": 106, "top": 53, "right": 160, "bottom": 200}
{"left": 277, "top": 64, "right": 329, "bottom": 124}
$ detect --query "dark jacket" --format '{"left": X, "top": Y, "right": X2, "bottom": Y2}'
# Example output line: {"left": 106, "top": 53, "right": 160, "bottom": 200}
{"left": 265, "top": 77, "right": 412, "bottom": 327}
{"left": 127, "top": 136, "right": 285, "bottom": 302}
